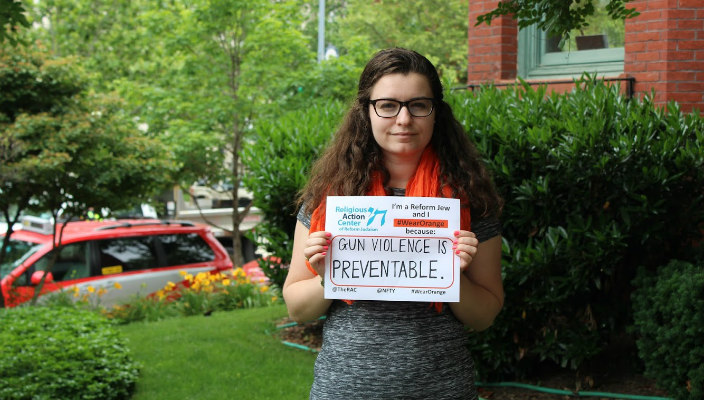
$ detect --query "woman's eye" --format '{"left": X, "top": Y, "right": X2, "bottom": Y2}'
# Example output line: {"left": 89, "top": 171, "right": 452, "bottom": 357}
{"left": 409, "top": 101, "right": 431, "bottom": 112}
{"left": 378, "top": 101, "right": 398, "bottom": 111}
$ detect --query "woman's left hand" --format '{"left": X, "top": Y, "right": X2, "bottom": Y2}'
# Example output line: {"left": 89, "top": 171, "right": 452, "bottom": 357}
{"left": 453, "top": 230, "right": 478, "bottom": 272}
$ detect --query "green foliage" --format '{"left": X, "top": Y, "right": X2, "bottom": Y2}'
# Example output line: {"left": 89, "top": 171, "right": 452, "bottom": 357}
{"left": 0, "top": 0, "right": 29, "bottom": 46}
{"left": 242, "top": 100, "right": 346, "bottom": 286}
{"left": 332, "top": 0, "right": 469, "bottom": 84}
{"left": 632, "top": 258, "right": 704, "bottom": 399}
{"left": 476, "top": 0, "right": 639, "bottom": 40}
{"left": 0, "top": 43, "right": 174, "bottom": 281}
{"left": 0, "top": 306, "right": 139, "bottom": 400}
{"left": 447, "top": 77, "right": 704, "bottom": 378}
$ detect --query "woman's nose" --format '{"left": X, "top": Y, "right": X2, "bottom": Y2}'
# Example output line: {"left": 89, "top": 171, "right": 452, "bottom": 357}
{"left": 395, "top": 105, "right": 413, "bottom": 124}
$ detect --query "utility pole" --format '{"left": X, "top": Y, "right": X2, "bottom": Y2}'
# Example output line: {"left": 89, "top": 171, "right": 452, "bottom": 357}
{"left": 317, "top": 0, "right": 325, "bottom": 63}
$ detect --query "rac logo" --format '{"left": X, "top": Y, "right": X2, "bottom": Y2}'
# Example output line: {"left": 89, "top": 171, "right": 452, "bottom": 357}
{"left": 366, "top": 207, "right": 388, "bottom": 227}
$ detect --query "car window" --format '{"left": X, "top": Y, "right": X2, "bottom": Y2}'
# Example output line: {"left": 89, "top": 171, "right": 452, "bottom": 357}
{"left": 1, "top": 238, "right": 39, "bottom": 280}
{"left": 33, "top": 242, "right": 90, "bottom": 282}
{"left": 97, "top": 236, "right": 158, "bottom": 273}
{"left": 159, "top": 233, "right": 215, "bottom": 266}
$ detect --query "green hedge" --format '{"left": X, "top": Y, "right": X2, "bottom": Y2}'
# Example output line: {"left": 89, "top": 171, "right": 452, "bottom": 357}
{"left": 450, "top": 77, "right": 704, "bottom": 377}
{"left": 632, "top": 258, "right": 704, "bottom": 400}
{"left": 0, "top": 306, "right": 140, "bottom": 399}
{"left": 243, "top": 77, "right": 704, "bottom": 378}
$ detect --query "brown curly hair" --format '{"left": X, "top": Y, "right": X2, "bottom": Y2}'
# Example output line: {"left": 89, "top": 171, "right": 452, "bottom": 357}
{"left": 299, "top": 48, "right": 503, "bottom": 219}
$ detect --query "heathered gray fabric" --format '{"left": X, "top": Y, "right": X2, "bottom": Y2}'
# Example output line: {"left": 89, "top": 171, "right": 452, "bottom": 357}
{"left": 297, "top": 191, "right": 500, "bottom": 399}
{"left": 310, "top": 300, "right": 478, "bottom": 400}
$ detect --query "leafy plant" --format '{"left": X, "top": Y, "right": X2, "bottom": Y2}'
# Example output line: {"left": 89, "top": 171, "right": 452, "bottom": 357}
{"left": 632, "top": 258, "right": 704, "bottom": 400}
{"left": 0, "top": 306, "right": 140, "bottom": 400}
{"left": 448, "top": 76, "right": 704, "bottom": 378}
{"left": 242, "top": 99, "right": 346, "bottom": 287}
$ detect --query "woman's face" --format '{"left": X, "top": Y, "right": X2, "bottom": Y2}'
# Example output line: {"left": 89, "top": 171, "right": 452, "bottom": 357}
{"left": 368, "top": 72, "right": 435, "bottom": 161}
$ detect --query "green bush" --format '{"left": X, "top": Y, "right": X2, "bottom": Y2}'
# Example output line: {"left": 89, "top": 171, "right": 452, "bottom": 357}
{"left": 242, "top": 100, "right": 346, "bottom": 287}
{"left": 0, "top": 306, "right": 140, "bottom": 400}
{"left": 632, "top": 259, "right": 704, "bottom": 399}
{"left": 449, "top": 77, "right": 704, "bottom": 377}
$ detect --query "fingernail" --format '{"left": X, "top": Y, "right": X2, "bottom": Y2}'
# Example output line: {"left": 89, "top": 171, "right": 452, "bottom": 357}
{"left": 453, "top": 239, "right": 458, "bottom": 245}
{"left": 326, "top": 239, "right": 331, "bottom": 245}
{"left": 323, "top": 246, "right": 328, "bottom": 250}
{"left": 455, "top": 250, "right": 461, "bottom": 255}
{"left": 325, "top": 232, "right": 332, "bottom": 237}
{"left": 454, "top": 230, "right": 459, "bottom": 236}
{"left": 322, "top": 252, "right": 327, "bottom": 256}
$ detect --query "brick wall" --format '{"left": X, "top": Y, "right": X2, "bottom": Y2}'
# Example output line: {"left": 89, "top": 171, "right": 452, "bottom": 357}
{"left": 467, "top": 0, "right": 517, "bottom": 81}
{"left": 625, "top": 0, "right": 704, "bottom": 112}
{"left": 467, "top": 0, "right": 704, "bottom": 113}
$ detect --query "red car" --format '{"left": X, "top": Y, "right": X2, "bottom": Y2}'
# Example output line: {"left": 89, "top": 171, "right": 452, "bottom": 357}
{"left": 1, "top": 216, "right": 233, "bottom": 307}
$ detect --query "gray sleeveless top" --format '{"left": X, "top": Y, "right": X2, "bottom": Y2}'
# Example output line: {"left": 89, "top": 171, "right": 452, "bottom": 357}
{"left": 298, "top": 192, "right": 500, "bottom": 400}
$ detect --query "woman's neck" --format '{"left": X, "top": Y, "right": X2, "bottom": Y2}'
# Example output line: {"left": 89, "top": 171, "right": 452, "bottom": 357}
{"left": 383, "top": 151, "right": 424, "bottom": 189}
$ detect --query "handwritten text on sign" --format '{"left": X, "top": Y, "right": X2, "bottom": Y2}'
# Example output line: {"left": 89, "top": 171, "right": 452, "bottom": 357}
{"left": 324, "top": 196, "right": 460, "bottom": 302}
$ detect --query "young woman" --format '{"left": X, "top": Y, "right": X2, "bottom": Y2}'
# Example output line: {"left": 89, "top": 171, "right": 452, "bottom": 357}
{"left": 283, "top": 48, "right": 504, "bottom": 400}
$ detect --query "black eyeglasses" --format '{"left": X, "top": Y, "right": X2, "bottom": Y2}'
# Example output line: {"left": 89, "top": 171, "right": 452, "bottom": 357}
{"left": 369, "top": 97, "right": 435, "bottom": 118}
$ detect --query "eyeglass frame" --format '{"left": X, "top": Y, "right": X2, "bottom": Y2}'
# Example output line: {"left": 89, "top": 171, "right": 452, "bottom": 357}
{"left": 368, "top": 97, "right": 436, "bottom": 118}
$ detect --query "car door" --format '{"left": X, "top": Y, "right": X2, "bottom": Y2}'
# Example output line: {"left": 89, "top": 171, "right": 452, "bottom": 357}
{"left": 90, "top": 233, "right": 218, "bottom": 307}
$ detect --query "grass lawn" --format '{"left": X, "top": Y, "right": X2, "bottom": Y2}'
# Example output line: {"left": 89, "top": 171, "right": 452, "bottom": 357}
{"left": 118, "top": 304, "right": 316, "bottom": 399}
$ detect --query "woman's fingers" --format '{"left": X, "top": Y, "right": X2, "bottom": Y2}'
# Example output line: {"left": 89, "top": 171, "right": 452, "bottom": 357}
{"left": 453, "top": 230, "right": 478, "bottom": 271}
{"left": 304, "top": 231, "right": 331, "bottom": 275}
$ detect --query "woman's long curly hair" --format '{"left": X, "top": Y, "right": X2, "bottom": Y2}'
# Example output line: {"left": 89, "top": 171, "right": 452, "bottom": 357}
{"left": 299, "top": 48, "right": 502, "bottom": 219}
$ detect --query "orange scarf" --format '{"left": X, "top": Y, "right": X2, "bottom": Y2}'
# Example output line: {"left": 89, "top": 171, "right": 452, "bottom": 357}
{"left": 308, "top": 146, "right": 471, "bottom": 311}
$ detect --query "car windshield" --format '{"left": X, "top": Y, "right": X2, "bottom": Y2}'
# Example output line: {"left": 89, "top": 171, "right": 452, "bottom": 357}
{"left": 0, "top": 238, "right": 41, "bottom": 279}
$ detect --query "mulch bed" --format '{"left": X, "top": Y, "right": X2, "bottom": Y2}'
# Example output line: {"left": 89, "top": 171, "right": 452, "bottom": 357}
{"left": 274, "top": 318, "right": 670, "bottom": 399}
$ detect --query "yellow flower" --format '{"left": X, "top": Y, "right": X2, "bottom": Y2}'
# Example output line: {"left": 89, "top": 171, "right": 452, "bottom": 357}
{"left": 113, "top": 282, "right": 122, "bottom": 290}
{"left": 98, "top": 288, "right": 107, "bottom": 297}
{"left": 184, "top": 273, "right": 193, "bottom": 282}
{"left": 271, "top": 296, "right": 278, "bottom": 303}
{"left": 86, "top": 286, "right": 95, "bottom": 294}
{"left": 157, "top": 290, "right": 165, "bottom": 300}
{"left": 260, "top": 285, "right": 270, "bottom": 293}
{"left": 166, "top": 281, "right": 176, "bottom": 289}
{"left": 179, "top": 270, "right": 188, "bottom": 276}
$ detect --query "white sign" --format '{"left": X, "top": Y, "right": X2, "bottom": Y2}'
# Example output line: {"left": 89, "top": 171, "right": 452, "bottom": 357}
{"left": 323, "top": 196, "right": 460, "bottom": 302}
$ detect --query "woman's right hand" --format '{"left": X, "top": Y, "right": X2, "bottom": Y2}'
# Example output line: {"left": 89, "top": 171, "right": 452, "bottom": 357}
{"left": 284, "top": 222, "right": 334, "bottom": 322}
{"left": 303, "top": 231, "right": 331, "bottom": 276}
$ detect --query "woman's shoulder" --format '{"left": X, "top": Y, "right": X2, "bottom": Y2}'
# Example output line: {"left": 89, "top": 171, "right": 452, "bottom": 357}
{"left": 472, "top": 213, "right": 501, "bottom": 243}
{"left": 297, "top": 206, "right": 312, "bottom": 229}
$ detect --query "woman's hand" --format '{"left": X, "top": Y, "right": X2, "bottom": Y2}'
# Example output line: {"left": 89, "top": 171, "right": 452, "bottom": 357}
{"left": 453, "top": 230, "right": 478, "bottom": 272}
{"left": 303, "top": 231, "right": 331, "bottom": 276}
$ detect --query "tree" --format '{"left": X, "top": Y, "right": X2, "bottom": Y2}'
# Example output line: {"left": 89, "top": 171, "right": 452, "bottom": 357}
{"left": 23, "top": 0, "right": 316, "bottom": 266}
{"left": 331, "top": 0, "right": 470, "bottom": 84}
{"left": 0, "top": 43, "right": 174, "bottom": 306}
{"left": 475, "top": 0, "right": 639, "bottom": 40}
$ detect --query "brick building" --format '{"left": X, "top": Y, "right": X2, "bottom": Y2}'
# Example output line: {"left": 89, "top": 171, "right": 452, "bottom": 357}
{"left": 467, "top": 1, "right": 704, "bottom": 113}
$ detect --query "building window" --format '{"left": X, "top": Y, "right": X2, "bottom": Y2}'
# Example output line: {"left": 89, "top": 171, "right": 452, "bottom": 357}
{"left": 518, "top": 2, "right": 625, "bottom": 79}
